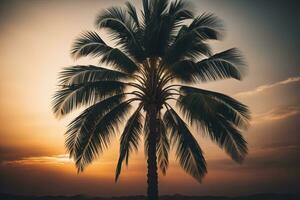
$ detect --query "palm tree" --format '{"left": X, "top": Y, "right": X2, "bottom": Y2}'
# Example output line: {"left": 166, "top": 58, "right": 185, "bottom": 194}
{"left": 52, "top": 0, "right": 250, "bottom": 199}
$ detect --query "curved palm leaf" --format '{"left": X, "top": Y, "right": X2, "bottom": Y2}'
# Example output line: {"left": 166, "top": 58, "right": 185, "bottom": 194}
{"left": 171, "top": 48, "right": 246, "bottom": 83}
{"left": 144, "top": 0, "right": 169, "bottom": 55}
{"left": 187, "top": 13, "right": 224, "bottom": 41}
{"left": 58, "top": 65, "right": 130, "bottom": 85}
{"left": 95, "top": 6, "right": 144, "bottom": 61}
{"left": 75, "top": 100, "right": 132, "bottom": 172}
{"left": 177, "top": 86, "right": 249, "bottom": 162}
{"left": 96, "top": 6, "right": 137, "bottom": 38}
{"left": 156, "top": 115, "right": 169, "bottom": 175}
{"left": 179, "top": 85, "right": 250, "bottom": 128}
{"left": 164, "top": 0, "right": 194, "bottom": 44}
{"left": 168, "top": 0, "right": 194, "bottom": 22}
{"left": 115, "top": 105, "right": 143, "bottom": 181}
{"left": 163, "top": 13, "right": 223, "bottom": 66}
{"left": 100, "top": 48, "right": 139, "bottom": 74}
{"left": 164, "top": 34, "right": 211, "bottom": 65}
{"left": 142, "top": 0, "right": 193, "bottom": 57}
{"left": 65, "top": 93, "right": 125, "bottom": 158}
{"left": 151, "top": 0, "right": 194, "bottom": 56}
{"left": 71, "top": 31, "right": 109, "bottom": 59}
{"left": 71, "top": 31, "right": 139, "bottom": 74}
{"left": 163, "top": 107, "right": 207, "bottom": 182}
{"left": 52, "top": 80, "right": 125, "bottom": 117}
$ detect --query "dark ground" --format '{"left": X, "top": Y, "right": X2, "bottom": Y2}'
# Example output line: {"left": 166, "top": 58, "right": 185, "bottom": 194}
{"left": 1, "top": 193, "right": 299, "bottom": 200}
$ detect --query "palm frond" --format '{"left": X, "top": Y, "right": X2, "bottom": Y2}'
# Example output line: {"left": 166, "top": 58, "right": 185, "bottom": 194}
{"left": 71, "top": 31, "right": 139, "bottom": 74}
{"left": 58, "top": 65, "right": 130, "bottom": 85}
{"left": 177, "top": 86, "right": 249, "bottom": 162}
{"left": 212, "top": 116, "right": 248, "bottom": 163}
{"left": 164, "top": 33, "right": 211, "bottom": 65}
{"left": 163, "top": 13, "right": 224, "bottom": 65}
{"left": 65, "top": 93, "right": 125, "bottom": 157}
{"left": 95, "top": 6, "right": 144, "bottom": 61}
{"left": 96, "top": 6, "right": 135, "bottom": 37}
{"left": 142, "top": 0, "right": 194, "bottom": 57}
{"left": 168, "top": 0, "right": 194, "bottom": 22}
{"left": 100, "top": 48, "right": 139, "bottom": 74}
{"left": 75, "top": 100, "right": 132, "bottom": 172}
{"left": 188, "top": 13, "right": 224, "bottom": 41}
{"left": 52, "top": 80, "right": 125, "bottom": 118}
{"left": 142, "top": 0, "right": 169, "bottom": 56}
{"left": 71, "top": 31, "right": 109, "bottom": 59}
{"left": 179, "top": 86, "right": 250, "bottom": 128}
{"left": 150, "top": 0, "right": 194, "bottom": 56}
{"left": 171, "top": 48, "right": 246, "bottom": 83}
{"left": 156, "top": 115, "right": 169, "bottom": 175}
{"left": 166, "top": 0, "right": 194, "bottom": 42}
{"left": 115, "top": 105, "right": 143, "bottom": 181}
{"left": 163, "top": 107, "right": 207, "bottom": 182}
{"left": 167, "top": 0, "right": 194, "bottom": 40}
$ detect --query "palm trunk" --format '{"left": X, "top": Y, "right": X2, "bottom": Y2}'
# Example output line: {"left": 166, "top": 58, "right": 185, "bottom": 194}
{"left": 147, "top": 107, "right": 159, "bottom": 200}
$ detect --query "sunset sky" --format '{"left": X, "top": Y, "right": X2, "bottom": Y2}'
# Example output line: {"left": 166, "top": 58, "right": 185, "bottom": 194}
{"left": 0, "top": 0, "right": 300, "bottom": 197}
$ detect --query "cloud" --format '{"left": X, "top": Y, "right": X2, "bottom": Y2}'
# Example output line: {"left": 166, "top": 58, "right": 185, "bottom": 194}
{"left": 251, "top": 105, "right": 300, "bottom": 124}
{"left": 1, "top": 154, "right": 72, "bottom": 165}
{"left": 235, "top": 76, "right": 300, "bottom": 97}
{"left": 0, "top": 153, "right": 117, "bottom": 167}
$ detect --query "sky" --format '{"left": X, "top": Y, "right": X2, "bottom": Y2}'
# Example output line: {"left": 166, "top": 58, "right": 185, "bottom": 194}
{"left": 0, "top": 0, "right": 300, "bottom": 197}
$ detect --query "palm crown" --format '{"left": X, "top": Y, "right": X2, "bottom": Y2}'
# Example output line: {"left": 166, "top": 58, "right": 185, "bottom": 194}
{"left": 53, "top": 0, "right": 250, "bottom": 199}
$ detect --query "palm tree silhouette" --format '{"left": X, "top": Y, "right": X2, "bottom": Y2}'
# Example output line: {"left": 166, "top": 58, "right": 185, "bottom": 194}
{"left": 53, "top": 0, "right": 250, "bottom": 199}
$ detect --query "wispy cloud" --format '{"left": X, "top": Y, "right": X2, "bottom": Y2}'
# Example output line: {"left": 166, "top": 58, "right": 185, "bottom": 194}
{"left": 252, "top": 105, "right": 300, "bottom": 124}
{"left": 0, "top": 154, "right": 117, "bottom": 167}
{"left": 235, "top": 76, "right": 300, "bottom": 98}
{"left": 1, "top": 154, "right": 72, "bottom": 165}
